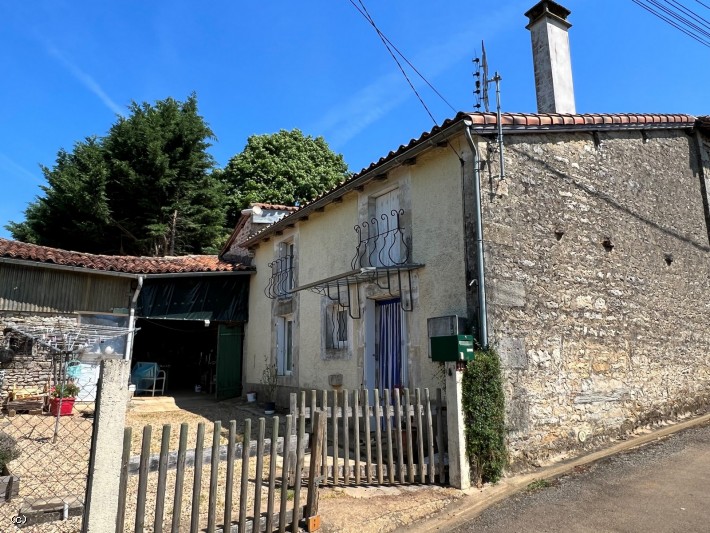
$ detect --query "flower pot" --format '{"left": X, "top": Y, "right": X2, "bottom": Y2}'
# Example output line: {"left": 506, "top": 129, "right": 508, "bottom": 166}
{"left": 49, "top": 397, "right": 75, "bottom": 416}
{"left": 264, "top": 401, "right": 276, "bottom": 415}
{"left": 246, "top": 392, "right": 257, "bottom": 403}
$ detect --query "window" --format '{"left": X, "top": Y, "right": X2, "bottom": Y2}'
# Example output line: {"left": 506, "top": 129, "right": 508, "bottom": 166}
{"left": 281, "top": 241, "right": 295, "bottom": 291}
{"left": 267, "top": 241, "right": 295, "bottom": 298}
{"left": 372, "top": 188, "right": 401, "bottom": 267}
{"left": 276, "top": 316, "right": 293, "bottom": 375}
{"left": 325, "top": 305, "right": 348, "bottom": 350}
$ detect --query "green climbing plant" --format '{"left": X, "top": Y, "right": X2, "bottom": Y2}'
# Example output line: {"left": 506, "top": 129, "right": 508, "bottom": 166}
{"left": 462, "top": 347, "right": 507, "bottom": 486}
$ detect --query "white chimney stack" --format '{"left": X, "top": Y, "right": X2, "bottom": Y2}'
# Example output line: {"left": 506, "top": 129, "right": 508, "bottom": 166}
{"left": 525, "top": 1, "right": 576, "bottom": 114}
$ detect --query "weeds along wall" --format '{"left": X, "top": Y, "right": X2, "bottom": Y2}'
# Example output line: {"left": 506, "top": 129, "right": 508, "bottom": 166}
{"left": 480, "top": 128, "right": 710, "bottom": 470}
{"left": 462, "top": 349, "right": 506, "bottom": 486}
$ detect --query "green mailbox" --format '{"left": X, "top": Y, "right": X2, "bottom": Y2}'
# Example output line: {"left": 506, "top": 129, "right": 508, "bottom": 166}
{"left": 430, "top": 335, "right": 475, "bottom": 362}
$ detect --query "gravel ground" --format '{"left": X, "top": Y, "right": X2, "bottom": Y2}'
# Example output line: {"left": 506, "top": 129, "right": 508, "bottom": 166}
{"left": 0, "top": 398, "right": 292, "bottom": 532}
{"left": 450, "top": 421, "right": 710, "bottom": 532}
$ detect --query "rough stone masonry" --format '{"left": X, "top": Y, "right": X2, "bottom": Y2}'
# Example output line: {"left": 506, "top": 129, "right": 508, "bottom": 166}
{"left": 481, "top": 127, "right": 710, "bottom": 470}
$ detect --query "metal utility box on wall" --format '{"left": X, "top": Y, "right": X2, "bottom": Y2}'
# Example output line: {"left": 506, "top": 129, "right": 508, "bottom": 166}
{"left": 427, "top": 315, "right": 467, "bottom": 357}
{"left": 430, "top": 335, "right": 475, "bottom": 362}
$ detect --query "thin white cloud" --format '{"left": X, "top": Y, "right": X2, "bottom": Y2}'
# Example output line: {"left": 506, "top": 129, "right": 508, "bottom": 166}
{"left": 0, "top": 153, "right": 41, "bottom": 184}
{"left": 46, "top": 44, "right": 125, "bottom": 117}
{"left": 313, "top": 3, "right": 526, "bottom": 148}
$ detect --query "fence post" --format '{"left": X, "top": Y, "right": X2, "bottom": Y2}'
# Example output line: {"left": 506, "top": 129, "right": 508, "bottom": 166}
{"left": 305, "top": 410, "right": 326, "bottom": 532}
{"left": 81, "top": 358, "right": 130, "bottom": 533}
{"left": 445, "top": 362, "right": 471, "bottom": 489}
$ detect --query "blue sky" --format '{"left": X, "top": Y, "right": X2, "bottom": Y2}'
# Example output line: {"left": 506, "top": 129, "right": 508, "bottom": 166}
{"left": 1, "top": 0, "right": 708, "bottom": 240}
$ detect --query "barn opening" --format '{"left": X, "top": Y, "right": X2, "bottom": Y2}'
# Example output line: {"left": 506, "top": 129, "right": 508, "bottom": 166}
{"left": 132, "top": 273, "right": 250, "bottom": 400}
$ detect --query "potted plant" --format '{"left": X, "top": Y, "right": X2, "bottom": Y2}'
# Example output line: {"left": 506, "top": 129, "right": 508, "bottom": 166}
{"left": 261, "top": 360, "right": 278, "bottom": 415}
{"left": 0, "top": 431, "right": 20, "bottom": 501}
{"left": 49, "top": 383, "right": 80, "bottom": 416}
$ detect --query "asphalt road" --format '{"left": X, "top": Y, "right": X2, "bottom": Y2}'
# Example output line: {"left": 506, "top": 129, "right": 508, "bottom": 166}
{"left": 451, "top": 422, "right": 710, "bottom": 533}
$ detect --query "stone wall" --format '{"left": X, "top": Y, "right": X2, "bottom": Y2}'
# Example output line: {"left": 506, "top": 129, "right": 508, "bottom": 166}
{"left": 481, "top": 129, "right": 710, "bottom": 469}
{"left": 0, "top": 313, "right": 78, "bottom": 399}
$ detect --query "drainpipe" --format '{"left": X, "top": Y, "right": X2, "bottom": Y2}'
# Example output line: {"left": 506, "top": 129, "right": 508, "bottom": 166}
{"left": 464, "top": 126, "right": 489, "bottom": 349}
{"left": 124, "top": 276, "right": 143, "bottom": 361}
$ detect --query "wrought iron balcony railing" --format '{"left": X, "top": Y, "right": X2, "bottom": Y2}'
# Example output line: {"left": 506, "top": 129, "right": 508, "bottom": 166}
{"left": 351, "top": 209, "right": 411, "bottom": 269}
{"left": 265, "top": 254, "right": 294, "bottom": 298}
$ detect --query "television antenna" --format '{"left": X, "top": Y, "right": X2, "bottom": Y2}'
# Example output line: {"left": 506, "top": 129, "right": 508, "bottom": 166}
{"left": 472, "top": 41, "right": 506, "bottom": 181}
{"left": 473, "top": 41, "right": 490, "bottom": 112}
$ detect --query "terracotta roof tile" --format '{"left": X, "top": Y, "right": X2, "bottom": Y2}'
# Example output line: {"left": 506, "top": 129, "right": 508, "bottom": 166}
{"left": 244, "top": 111, "right": 703, "bottom": 246}
{"left": 0, "top": 238, "right": 251, "bottom": 274}
{"left": 252, "top": 202, "right": 300, "bottom": 212}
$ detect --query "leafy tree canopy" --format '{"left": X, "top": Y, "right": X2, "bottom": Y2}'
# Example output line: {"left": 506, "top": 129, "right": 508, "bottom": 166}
{"left": 7, "top": 94, "right": 226, "bottom": 256}
{"left": 221, "top": 129, "right": 350, "bottom": 227}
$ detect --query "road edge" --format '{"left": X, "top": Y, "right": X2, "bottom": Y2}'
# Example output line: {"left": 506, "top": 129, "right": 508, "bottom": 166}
{"left": 400, "top": 412, "right": 710, "bottom": 532}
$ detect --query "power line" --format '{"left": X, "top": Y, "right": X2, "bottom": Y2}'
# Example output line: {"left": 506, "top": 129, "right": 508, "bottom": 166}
{"left": 632, "top": 0, "right": 710, "bottom": 47}
{"left": 348, "top": 0, "right": 453, "bottom": 124}
{"left": 348, "top": 1, "right": 457, "bottom": 114}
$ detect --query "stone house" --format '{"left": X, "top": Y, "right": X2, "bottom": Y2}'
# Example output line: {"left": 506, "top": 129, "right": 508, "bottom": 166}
{"left": 0, "top": 238, "right": 251, "bottom": 402}
{"left": 239, "top": 1, "right": 710, "bottom": 470}
{"left": 241, "top": 108, "right": 710, "bottom": 468}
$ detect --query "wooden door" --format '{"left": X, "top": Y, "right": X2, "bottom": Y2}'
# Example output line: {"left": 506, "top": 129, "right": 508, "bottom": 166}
{"left": 216, "top": 324, "right": 243, "bottom": 400}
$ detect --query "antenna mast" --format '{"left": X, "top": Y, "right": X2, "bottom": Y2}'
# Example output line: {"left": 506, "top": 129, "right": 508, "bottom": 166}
{"left": 473, "top": 41, "right": 505, "bottom": 181}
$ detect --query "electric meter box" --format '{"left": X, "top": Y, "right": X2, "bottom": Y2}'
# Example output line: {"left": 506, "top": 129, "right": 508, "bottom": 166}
{"left": 430, "top": 335, "right": 475, "bottom": 362}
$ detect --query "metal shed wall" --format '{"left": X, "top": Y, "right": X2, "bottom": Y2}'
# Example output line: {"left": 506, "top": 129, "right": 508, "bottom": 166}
{"left": 0, "top": 263, "right": 132, "bottom": 313}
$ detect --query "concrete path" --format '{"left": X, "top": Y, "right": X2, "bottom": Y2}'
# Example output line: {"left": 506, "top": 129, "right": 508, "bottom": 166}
{"left": 411, "top": 418, "right": 710, "bottom": 533}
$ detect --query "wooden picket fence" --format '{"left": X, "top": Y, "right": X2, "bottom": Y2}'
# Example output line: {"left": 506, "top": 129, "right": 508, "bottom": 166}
{"left": 116, "top": 412, "right": 326, "bottom": 533}
{"left": 290, "top": 387, "right": 447, "bottom": 486}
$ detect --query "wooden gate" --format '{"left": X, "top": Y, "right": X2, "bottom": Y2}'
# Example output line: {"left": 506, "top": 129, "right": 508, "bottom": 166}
{"left": 290, "top": 387, "right": 447, "bottom": 486}
{"left": 117, "top": 412, "right": 326, "bottom": 533}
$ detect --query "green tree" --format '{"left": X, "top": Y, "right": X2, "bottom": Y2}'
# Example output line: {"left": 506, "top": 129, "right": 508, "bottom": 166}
{"left": 6, "top": 137, "right": 111, "bottom": 252}
{"left": 221, "top": 129, "right": 350, "bottom": 227}
{"left": 7, "top": 94, "right": 226, "bottom": 256}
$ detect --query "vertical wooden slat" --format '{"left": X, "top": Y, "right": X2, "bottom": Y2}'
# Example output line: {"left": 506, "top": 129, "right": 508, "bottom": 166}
{"left": 253, "top": 417, "right": 266, "bottom": 525}
{"left": 265, "top": 416, "right": 279, "bottom": 533}
{"left": 436, "top": 388, "right": 446, "bottom": 484}
{"left": 384, "top": 389, "right": 394, "bottom": 484}
{"left": 135, "top": 424, "right": 152, "bottom": 533}
{"left": 306, "top": 411, "right": 326, "bottom": 524}
{"left": 190, "top": 423, "right": 205, "bottom": 533}
{"left": 115, "top": 427, "right": 131, "bottom": 533}
{"left": 363, "top": 391, "right": 372, "bottom": 484}
{"left": 332, "top": 390, "right": 339, "bottom": 485}
{"left": 223, "top": 420, "right": 236, "bottom": 532}
{"left": 207, "top": 422, "right": 221, "bottom": 533}
{"left": 154, "top": 424, "right": 171, "bottom": 533}
{"left": 374, "top": 392, "right": 383, "bottom": 485}
{"left": 415, "top": 389, "right": 426, "bottom": 483}
{"left": 238, "top": 419, "right": 251, "bottom": 533}
{"left": 343, "top": 389, "right": 350, "bottom": 485}
{"left": 290, "top": 393, "right": 297, "bottom": 418}
{"left": 171, "top": 423, "right": 189, "bottom": 533}
{"left": 394, "top": 390, "right": 405, "bottom": 484}
{"left": 425, "top": 388, "right": 435, "bottom": 484}
{"left": 300, "top": 390, "right": 306, "bottom": 424}
{"left": 321, "top": 390, "right": 328, "bottom": 481}
{"left": 404, "top": 389, "right": 415, "bottom": 484}
{"left": 291, "top": 413, "right": 306, "bottom": 533}
{"left": 310, "top": 390, "right": 317, "bottom": 436}
{"left": 353, "top": 390, "right": 361, "bottom": 485}
{"left": 278, "top": 415, "right": 293, "bottom": 533}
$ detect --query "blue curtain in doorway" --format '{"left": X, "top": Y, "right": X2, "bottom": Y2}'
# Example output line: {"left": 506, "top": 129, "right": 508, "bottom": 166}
{"left": 378, "top": 299, "right": 402, "bottom": 390}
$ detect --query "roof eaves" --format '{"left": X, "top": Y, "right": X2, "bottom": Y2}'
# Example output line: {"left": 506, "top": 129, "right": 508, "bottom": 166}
{"left": 242, "top": 115, "right": 470, "bottom": 248}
